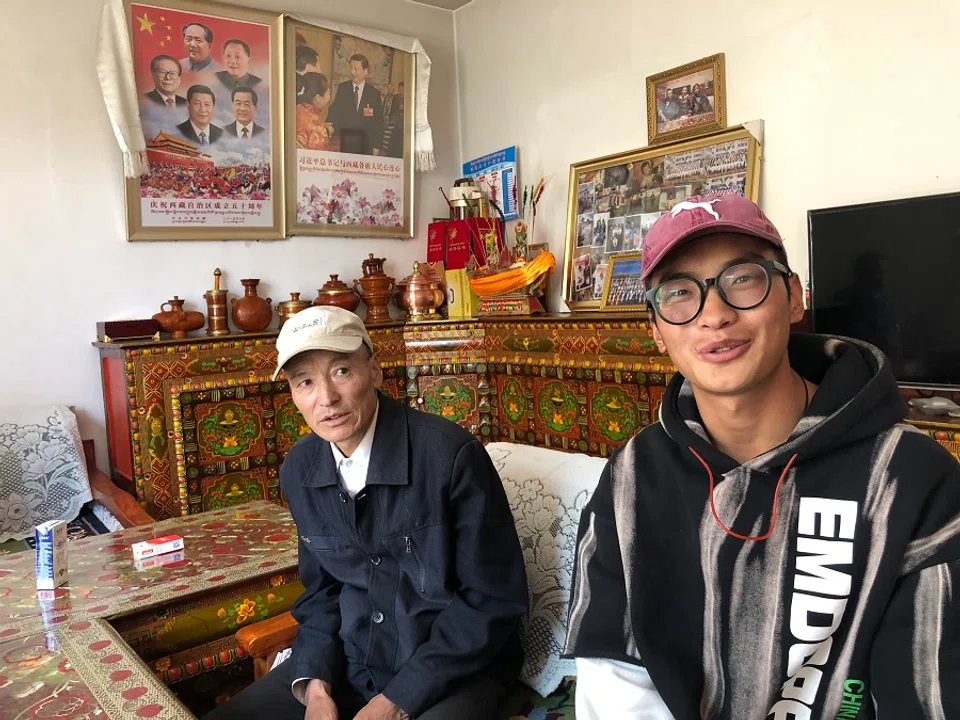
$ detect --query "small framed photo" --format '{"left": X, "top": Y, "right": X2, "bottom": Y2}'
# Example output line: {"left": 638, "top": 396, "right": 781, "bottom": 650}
{"left": 601, "top": 253, "right": 645, "bottom": 312}
{"left": 647, "top": 53, "right": 725, "bottom": 145}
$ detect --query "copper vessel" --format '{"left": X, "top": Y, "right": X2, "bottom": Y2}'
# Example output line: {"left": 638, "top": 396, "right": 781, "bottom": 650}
{"left": 276, "top": 292, "right": 312, "bottom": 328}
{"left": 354, "top": 254, "right": 395, "bottom": 325}
{"left": 153, "top": 296, "right": 205, "bottom": 339}
{"left": 231, "top": 278, "right": 273, "bottom": 332}
{"left": 395, "top": 262, "right": 446, "bottom": 322}
{"left": 204, "top": 268, "right": 230, "bottom": 337}
{"left": 314, "top": 274, "right": 361, "bottom": 312}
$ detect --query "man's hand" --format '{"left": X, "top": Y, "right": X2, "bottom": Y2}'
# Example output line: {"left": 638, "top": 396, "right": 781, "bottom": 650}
{"left": 354, "top": 694, "right": 408, "bottom": 720}
{"left": 305, "top": 679, "right": 339, "bottom": 720}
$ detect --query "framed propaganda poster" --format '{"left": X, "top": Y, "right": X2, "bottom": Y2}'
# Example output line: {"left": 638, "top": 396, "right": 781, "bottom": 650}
{"left": 285, "top": 18, "right": 415, "bottom": 238}
{"left": 125, "top": 0, "right": 284, "bottom": 240}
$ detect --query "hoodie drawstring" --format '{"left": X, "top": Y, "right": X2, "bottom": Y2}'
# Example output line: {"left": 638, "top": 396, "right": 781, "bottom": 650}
{"left": 688, "top": 447, "right": 798, "bottom": 542}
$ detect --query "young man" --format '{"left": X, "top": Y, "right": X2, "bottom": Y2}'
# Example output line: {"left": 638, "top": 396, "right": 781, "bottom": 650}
{"left": 206, "top": 307, "right": 527, "bottom": 720}
{"left": 564, "top": 195, "right": 960, "bottom": 718}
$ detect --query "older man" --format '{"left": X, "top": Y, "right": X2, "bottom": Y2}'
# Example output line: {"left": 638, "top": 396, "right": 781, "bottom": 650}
{"left": 224, "top": 87, "right": 265, "bottom": 140}
{"left": 180, "top": 22, "right": 221, "bottom": 73}
{"left": 215, "top": 38, "right": 262, "bottom": 90}
{"left": 144, "top": 55, "right": 186, "bottom": 108}
{"left": 205, "top": 307, "right": 528, "bottom": 720}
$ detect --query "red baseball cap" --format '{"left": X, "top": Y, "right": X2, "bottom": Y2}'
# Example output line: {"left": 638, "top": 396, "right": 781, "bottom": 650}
{"left": 640, "top": 195, "right": 784, "bottom": 284}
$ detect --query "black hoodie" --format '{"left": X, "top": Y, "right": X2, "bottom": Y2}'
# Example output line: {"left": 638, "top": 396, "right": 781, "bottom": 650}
{"left": 563, "top": 334, "right": 960, "bottom": 718}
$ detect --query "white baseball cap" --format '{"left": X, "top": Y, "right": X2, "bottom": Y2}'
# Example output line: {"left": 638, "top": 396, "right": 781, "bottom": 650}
{"left": 272, "top": 306, "right": 373, "bottom": 380}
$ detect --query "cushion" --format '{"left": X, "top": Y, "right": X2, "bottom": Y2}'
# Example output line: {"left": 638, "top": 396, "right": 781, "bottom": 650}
{"left": 0, "top": 405, "right": 93, "bottom": 542}
{"left": 484, "top": 442, "right": 606, "bottom": 697}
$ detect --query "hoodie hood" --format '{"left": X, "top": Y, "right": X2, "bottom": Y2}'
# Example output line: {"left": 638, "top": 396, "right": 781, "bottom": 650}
{"left": 659, "top": 333, "right": 908, "bottom": 474}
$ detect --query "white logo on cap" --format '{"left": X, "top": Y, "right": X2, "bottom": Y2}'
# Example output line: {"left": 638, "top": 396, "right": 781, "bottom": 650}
{"left": 671, "top": 198, "right": 721, "bottom": 220}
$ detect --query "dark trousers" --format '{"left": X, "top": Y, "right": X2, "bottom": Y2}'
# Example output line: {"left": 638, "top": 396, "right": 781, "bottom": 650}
{"left": 203, "top": 658, "right": 507, "bottom": 720}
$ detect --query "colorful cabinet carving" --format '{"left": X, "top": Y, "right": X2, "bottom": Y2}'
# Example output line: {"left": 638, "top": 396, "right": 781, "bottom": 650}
{"left": 97, "top": 318, "right": 958, "bottom": 520}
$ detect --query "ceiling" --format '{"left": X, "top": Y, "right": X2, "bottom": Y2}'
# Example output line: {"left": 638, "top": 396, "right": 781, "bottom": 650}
{"left": 404, "top": 0, "right": 473, "bottom": 10}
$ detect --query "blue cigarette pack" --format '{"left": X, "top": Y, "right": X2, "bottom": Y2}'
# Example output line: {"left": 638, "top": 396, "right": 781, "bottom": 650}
{"left": 35, "top": 520, "right": 68, "bottom": 589}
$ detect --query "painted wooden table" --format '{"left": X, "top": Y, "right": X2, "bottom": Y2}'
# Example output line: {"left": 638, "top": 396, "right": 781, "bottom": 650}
{"left": 0, "top": 501, "right": 301, "bottom": 719}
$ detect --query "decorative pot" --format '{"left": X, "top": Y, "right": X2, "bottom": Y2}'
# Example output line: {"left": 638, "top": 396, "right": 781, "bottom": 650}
{"left": 314, "top": 274, "right": 361, "bottom": 312}
{"left": 275, "top": 292, "right": 312, "bottom": 328}
{"left": 394, "top": 262, "right": 446, "bottom": 322}
{"left": 231, "top": 278, "right": 273, "bottom": 332}
{"left": 153, "top": 296, "right": 205, "bottom": 339}
{"left": 354, "top": 254, "right": 395, "bottom": 325}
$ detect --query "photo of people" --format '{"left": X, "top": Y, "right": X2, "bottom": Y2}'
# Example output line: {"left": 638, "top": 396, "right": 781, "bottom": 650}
{"left": 578, "top": 182, "right": 596, "bottom": 215}
{"left": 593, "top": 212, "right": 610, "bottom": 247}
{"left": 604, "top": 164, "right": 630, "bottom": 188}
{"left": 572, "top": 248, "right": 603, "bottom": 302}
{"left": 605, "top": 216, "right": 626, "bottom": 255}
{"left": 576, "top": 214, "right": 594, "bottom": 248}
{"left": 593, "top": 263, "right": 608, "bottom": 301}
{"left": 639, "top": 212, "right": 662, "bottom": 249}
{"left": 291, "top": 21, "right": 413, "bottom": 233}
{"left": 573, "top": 253, "right": 593, "bottom": 291}
{"left": 603, "top": 256, "right": 645, "bottom": 309}
{"left": 624, "top": 215, "right": 642, "bottom": 252}
{"left": 130, "top": 4, "right": 276, "bottom": 233}
{"left": 655, "top": 67, "right": 716, "bottom": 136}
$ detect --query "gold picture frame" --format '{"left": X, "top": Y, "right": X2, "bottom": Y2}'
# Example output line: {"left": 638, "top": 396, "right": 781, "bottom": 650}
{"left": 647, "top": 53, "right": 725, "bottom": 146}
{"left": 562, "top": 126, "right": 761, "bottom": 312}
{"left": 124, "top": 0, "right": 285, "bottom": 240}
{"left": 600, "top": 252, "right": 645, "bottom": 312}
{"left": 284, "top": 18, "right": 416, "bottom": 238}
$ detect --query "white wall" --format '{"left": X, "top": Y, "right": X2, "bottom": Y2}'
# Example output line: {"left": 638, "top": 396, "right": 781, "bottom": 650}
{"left": 454, "top": 0, "right": 960, "bottom": 305}
{"left": 0, "top": 0, "right": 458, "bottom": 468}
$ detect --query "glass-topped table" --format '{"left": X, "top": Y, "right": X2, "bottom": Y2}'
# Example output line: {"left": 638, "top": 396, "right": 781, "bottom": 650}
{"left": 0, "top": 501, "right": 301, "bottom": 718}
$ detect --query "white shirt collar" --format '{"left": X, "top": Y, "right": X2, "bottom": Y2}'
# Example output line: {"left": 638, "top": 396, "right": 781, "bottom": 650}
{"left": 329, "top": 401, "right": 379, "bottom": 468}
{"left": 190, "top": 121, "right": 210, "bottom": 138}
{"left": 236, "top": 121, "right": 254, "bottom": 137}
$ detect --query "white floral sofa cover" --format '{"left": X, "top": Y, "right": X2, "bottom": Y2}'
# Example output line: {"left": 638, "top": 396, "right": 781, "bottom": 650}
{"left": 0, "top": 405, "right": 94, "bottom": 542}
{"left": 484, "top": 442, "right": 607, "bottom": 697}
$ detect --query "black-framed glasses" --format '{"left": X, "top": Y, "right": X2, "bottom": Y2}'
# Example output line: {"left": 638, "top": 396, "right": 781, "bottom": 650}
{"left": 645, "top": 259, "right": 791, "bottom": 325}
{"left": 154, "top": 70, "right": 181, "bottom": 78}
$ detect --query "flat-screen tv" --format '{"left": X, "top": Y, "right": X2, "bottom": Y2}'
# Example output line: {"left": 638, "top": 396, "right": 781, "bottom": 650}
{"left": 808, "top": 191, "right": 960, "bottom": 388}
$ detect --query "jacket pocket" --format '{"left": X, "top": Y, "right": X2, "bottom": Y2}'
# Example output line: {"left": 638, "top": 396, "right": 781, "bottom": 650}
{"left": 404, "top": 534, "right": 425, "bottom": 593}
{"left": 303, "top": 535, "right": 342, "bottom": 552}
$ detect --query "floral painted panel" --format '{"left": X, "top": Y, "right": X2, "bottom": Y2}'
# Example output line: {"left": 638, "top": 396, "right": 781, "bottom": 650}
{"left": 0, "top": 406, "right": 93, "bottom": 542}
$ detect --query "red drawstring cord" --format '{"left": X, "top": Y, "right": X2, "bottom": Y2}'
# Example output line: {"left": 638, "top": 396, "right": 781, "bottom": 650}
{"left": 688, "top": 447, "right": 798, "bottom": 542}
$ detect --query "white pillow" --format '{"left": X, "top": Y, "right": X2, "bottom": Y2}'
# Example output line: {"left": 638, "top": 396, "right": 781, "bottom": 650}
{"left": 484, "top": 441, "right": 607, "bottom": 696}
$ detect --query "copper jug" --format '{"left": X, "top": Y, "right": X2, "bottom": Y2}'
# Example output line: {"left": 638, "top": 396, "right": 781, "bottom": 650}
{"left": 231, "top": 279, "right": 273, "bottom": 332}
{"left": 153, "top": 296, "right": 205, "bottom": 339}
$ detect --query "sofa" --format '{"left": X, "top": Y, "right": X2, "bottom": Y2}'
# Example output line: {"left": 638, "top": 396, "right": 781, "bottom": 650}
{"left": 234, "top": 441, "right": 608, "bottom": 719}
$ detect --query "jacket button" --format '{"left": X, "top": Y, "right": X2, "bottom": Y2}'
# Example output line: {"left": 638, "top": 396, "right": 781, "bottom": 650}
{"left": 301, "top": 536, "right": 311, "bottom": 544}
{"left": 371, "top": 611, "right": 384, "bottom": 624}
{"left": 369, "top": 555, "right": 381, "bottom": 566}
{"left": 339, "top": 491, "right": 348, "bottom": 503}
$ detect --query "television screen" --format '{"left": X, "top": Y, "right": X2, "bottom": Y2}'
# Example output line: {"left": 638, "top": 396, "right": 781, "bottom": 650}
{"left": 808, "top": 192, "right": 960, "bottom": 388}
